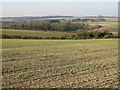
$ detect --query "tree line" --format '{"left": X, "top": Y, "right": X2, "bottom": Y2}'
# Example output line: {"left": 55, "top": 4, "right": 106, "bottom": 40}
{"left": 2, "top": 20, "right": 102, "bottom": 32}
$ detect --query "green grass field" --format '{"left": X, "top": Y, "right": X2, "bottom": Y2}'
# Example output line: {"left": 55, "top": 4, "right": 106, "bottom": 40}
{"left": 2, "top": 39, "right": 118, "bottom": 88}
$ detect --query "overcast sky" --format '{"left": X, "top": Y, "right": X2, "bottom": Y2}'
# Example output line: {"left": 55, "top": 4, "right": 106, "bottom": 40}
{"left": 2, "top": 1, "right": 118, "bottom": 17}
{"left": 1, "top": 0, "right": 119, "bottom": 2}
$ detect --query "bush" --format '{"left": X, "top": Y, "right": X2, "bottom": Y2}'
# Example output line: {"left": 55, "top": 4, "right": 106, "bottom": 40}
{"left": 104, "top": 34, "right": 111, "bottom": 38}
{"left": 93, "top": 31, "right": 101, "bottom": 39}
{"left": 76, "top": 30, "right": 94, "bottom": 39}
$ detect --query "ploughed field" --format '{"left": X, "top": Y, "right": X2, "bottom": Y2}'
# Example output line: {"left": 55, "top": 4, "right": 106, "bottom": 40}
{"left": 2, "top": 39, "right": 118, "bottom": 88}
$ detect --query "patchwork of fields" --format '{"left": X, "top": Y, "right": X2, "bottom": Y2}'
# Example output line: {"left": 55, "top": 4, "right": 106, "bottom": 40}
{"left": 2, "top": 39, "right": 118, "bottom": 88}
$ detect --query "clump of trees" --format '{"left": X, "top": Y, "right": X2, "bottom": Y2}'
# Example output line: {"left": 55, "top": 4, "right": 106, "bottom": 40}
{"left": 75, "top": 29, "right": 114, "bottom": 39}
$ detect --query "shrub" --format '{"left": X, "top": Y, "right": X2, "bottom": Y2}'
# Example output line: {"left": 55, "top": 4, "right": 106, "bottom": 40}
{"left": 104, "top": 34, "right": 111, "bottom": 38}
{"left": 76, "top": 30, "right": 93, "bottom": 39}
{"left": 93, "top": 31, "right": 101, "bottom": 39}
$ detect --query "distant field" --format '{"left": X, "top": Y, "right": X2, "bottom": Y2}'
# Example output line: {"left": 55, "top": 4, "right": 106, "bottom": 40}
{"left": 2, "top": 29, "right": 72, "bottom": 39}
{"left": 2, "top": 39, "right": 118, "bottom": 88}
{"left": 88, "top": 18, "right": 118, "bottom": 32}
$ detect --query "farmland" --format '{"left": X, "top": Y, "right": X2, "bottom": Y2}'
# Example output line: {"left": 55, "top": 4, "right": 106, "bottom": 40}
{"left": 2, "top": 29, "right": 72, "bottom": 39}
{"left": 1, "top": 17, "right": 119, "bottom": 88}
{"left": 2, "top": 39, "right": 118, "bottom": 88}
{"left": 1, "top": 1, "right": 119, "bottom": 89}
{"left": 88, "top": 18, "right": 118, "bottom": 32}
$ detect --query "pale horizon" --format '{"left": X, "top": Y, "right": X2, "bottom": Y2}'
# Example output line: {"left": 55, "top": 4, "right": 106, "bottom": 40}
{"left": 2, "top": 2, "right": 118, "bottom": 17}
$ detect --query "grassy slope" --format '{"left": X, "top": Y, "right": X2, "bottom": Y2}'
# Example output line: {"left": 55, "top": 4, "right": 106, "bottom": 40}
{"left": 2, "top": 29, "right": 72, "bottom": 38}
{"left": 2, "top": 39, "right": 118, "bottom": 88}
